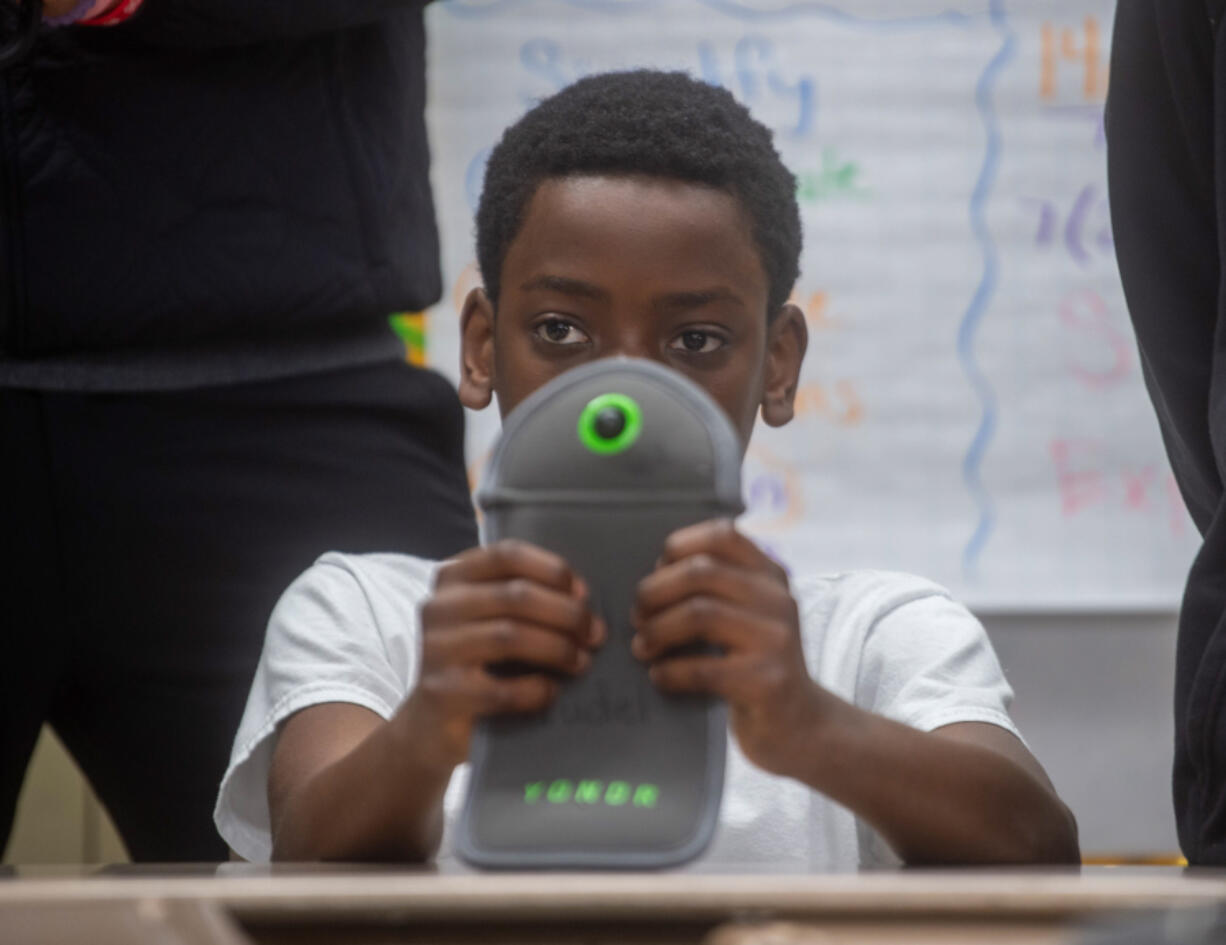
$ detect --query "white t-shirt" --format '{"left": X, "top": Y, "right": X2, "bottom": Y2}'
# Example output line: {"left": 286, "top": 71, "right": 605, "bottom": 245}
{"left": 214, "top": 552, "right": 1021, "bottom": 871}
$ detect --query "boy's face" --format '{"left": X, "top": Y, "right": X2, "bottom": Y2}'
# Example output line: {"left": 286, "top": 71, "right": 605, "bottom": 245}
{"left": 459, "top": 174, "right": 807, "bottom": 444}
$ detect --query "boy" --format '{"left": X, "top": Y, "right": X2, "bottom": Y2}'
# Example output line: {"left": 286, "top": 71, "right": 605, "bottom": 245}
{"left": 215, "top": 71, "right": 1078, "bottom": 868}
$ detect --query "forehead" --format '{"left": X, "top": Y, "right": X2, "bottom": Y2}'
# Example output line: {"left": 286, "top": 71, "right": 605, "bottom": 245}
{"left": 501, "top": 174, "right": 769, "bottom": 303}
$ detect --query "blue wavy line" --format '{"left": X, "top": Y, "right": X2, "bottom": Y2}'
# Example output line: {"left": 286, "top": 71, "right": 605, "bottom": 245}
{"left": 958, "top": 0, "right": 1014, "bottom": 579}
{"left": 442, "top": 0, "right": 662, "bottom": 17}
{"left": 694, "top": 0, "right": 977, "bottom": 29}
{"left": 443, "top": 0, "right": 981, "bottom": 26}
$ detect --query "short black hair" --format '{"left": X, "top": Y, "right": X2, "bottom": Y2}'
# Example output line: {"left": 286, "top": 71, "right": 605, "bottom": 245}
{"left": 476, "top": 69, "right": 802, "bottom": 318}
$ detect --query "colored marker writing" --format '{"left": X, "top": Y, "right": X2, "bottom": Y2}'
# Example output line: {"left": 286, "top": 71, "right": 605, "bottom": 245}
{"left": 1039, "top": 17, "right": 1107, "bottom": 104}
{"left": 1058, "top": 288, "right": 1131, "bottom": 390}
{"left": 698, "top": 35, "right": 816, "bottom": 138}
{"left": 519, "top": 35, "right": 816, "bottom": 140}
{"left": 1023, "top": 183, "right": 1113, "bottom": 268}
{"left": 792, "top": 380, "right": 864, "bottom": 425}
{"left": 743, "top": 443, "right": 803, "bottom": 531}
{"left": 1050, "top": 437, "right": 1187, "bottom": 538}
{"left": 795, "top": 147, "right": 867, "bottom": 204}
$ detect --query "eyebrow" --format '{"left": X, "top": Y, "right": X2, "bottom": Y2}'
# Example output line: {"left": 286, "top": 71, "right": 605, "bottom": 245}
{"left": 519, "top": 276, "right": 743, "bottom": 311}
{"left": 653, "top": 287, "right": 744, "bottom": 311}
{"left": 519, "top": 275, "right": 610, "bottom": 301}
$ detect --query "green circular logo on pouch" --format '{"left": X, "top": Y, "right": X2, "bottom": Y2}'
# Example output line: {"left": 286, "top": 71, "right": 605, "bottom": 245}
{"left": 578, "top": 392, "right": 643, "bottom": 455}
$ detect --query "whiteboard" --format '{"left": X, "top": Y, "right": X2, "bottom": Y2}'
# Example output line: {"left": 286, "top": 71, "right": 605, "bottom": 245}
{"left": 422, "top": 0, "right": 1199, "bottom": 611}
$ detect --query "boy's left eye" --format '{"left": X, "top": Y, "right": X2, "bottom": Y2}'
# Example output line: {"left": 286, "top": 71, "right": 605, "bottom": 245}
{"left": 534, "top": 318, "right": 589, "bottom": 345}
{"left": 669, "top": 329, "right": 725, "bottom": 354}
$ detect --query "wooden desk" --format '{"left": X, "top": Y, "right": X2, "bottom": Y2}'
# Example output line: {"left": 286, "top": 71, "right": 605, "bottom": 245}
{"left": 2, "top": 867, "right": 1225, "bottom": 945}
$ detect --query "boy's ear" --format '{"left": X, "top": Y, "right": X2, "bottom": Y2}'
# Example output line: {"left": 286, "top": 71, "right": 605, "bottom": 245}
{"left": 760, "top": 303, "right": 808, "bottom": 427}
{"left": 459, "top": 287, "right": 497, "bottom": 410}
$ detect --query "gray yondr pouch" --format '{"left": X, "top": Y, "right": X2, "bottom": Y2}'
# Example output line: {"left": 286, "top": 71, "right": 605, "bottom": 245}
{"left": 456, "top": 357, "right": 745, "bottom": 869}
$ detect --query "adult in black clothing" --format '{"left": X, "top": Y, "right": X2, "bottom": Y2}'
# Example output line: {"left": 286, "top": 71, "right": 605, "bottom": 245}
{"left": 1107, "top": 0, "right": 1226, "bottom": 864}
{"left": 0, "top": 0, "right": 477, "bottom": 861}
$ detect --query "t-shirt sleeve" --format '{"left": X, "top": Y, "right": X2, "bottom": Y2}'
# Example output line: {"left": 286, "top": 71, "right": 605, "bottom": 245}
{"left": 213, "top": 553, "right": 429, "bottom": 862}
{"left": 816, "top": 573, "right": 1022, "bottom": 869}
{"left": 854, "top": 582, "right": 1019, "bottom": 739}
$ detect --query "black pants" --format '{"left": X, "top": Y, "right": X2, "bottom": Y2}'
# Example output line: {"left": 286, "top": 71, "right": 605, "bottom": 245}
{"left": 1108, "top": 0, "right": 1226, "bottom": 864}
{"left": 0, "top": 360, "right": 477, "bottom": 861}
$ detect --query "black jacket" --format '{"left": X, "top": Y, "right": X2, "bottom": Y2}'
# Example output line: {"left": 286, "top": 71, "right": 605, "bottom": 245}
{"left": 1107, "top": 0, "right": 1226, "bottom": 864}
{"left": 0, "top": 1, "right": 438, "bottom": 384}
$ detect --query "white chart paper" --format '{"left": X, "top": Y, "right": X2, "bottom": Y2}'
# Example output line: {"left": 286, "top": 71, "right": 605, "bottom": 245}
{"left": 423, "top": 0, "right": 1197, "bottom": 611}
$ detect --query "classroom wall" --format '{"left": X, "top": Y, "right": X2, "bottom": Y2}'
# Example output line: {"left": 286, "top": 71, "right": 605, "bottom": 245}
{"left": 982, "top": 611, "right": 1179, "bottom": 856}
{"left": 3, "top": 728, "right": 128, "bottom": 865}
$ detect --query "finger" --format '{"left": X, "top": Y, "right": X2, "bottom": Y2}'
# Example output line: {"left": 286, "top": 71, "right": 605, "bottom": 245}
{"left": 632, "top": 597, "right": 778, "bottom": 661}
{"left": 424, "top": 619, "right": 591, "bottom": 675}
{"left": 660, "top": 519, "right": 786, "bottom": 582}
{"left": 474, "top": 672, "right": 558, "bottom": 716}
{"left": 435, "top": 540, "right": 586, "bottom": 599}
{"left": 647, "top": 653, "right": 748, "bottom": 700}
{"left": 419, "top": 665, "right": 559, "bottom": 719}
{"left": 635, "top": 554, "right": 792, "bottom": 621}
{"left": 423, "top": 580, "right": 594, "bottom": 642}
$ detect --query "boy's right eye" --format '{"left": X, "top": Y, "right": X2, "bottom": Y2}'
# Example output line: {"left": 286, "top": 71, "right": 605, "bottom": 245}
{"left": 534, "top": 317, "right": 590, "bottom": 346}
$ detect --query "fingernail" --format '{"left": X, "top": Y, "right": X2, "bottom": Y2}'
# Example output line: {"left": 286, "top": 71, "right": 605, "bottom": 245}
{"left": 574, "top": 650, "right": 591, "bottom": 672}
{"left": 590, "top": 617, "right": 606, "bottom": 646}
{"left": 630, "top": 635, "right": 646, "bottom": 659}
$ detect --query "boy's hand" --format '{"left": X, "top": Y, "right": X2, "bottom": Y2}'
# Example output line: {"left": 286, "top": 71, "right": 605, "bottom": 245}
{"left": 632, "top": 519, "right": 824, "bottom": 777}
{"left": 401, "top": 541, "right": 604, "bottom": 771}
